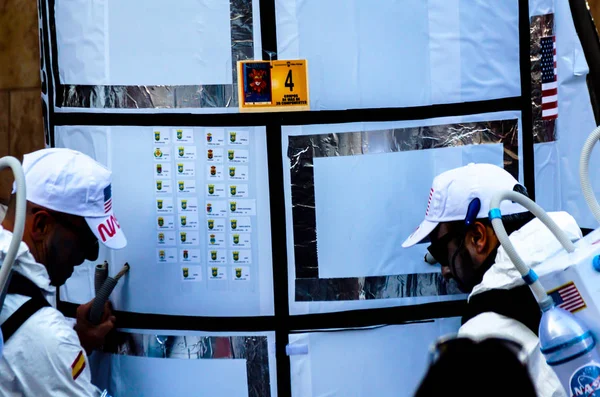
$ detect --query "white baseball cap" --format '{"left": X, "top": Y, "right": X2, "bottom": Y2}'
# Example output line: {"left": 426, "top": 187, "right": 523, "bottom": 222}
{"left": 14, "top": 148, "right": 127, "bottom": 249}
{"left": 402, "top": 163, "right": 527, "bottom": 248}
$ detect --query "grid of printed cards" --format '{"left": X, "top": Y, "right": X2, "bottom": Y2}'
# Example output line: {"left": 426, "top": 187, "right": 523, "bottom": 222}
{"left": 153, "top": 127, "right": 255, "bottom": 286}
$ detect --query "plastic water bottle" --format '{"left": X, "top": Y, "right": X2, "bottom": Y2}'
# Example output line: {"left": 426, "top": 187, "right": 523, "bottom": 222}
{"left": 539, "top": 306, "right": 600, "bottom": 396}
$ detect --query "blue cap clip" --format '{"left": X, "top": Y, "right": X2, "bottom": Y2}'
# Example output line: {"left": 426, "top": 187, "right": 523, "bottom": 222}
{"left": 488, "top": 208, "right": 502, "bottom": 221}
{"left": 522, "top": 269, "right": 539, "bottom": 285}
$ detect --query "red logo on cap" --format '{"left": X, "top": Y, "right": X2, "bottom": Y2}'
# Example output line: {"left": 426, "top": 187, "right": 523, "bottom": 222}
{"left": 425, "top": 189, "right": 434, "bottom": 216}
{"left": 98, "top": 215, "right": 121, "bottom": 242}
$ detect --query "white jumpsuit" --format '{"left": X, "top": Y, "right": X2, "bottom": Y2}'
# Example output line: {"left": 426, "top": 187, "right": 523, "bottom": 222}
{"left": 0, "top": 226, "right": 102, "bottom": 396}
{"left": 458, "top": 211, "right": 583, "bottom": 397}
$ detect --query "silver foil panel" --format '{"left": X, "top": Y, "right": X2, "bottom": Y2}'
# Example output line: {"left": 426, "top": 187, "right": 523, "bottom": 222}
{"left": 296, "top": 274, "right": 462, "bottom": 301}
{"left": 107, "top": 333, "right": 271, "bottom": 397}
{"left": 530, "top": 13, "right": 557, "bottom": 143}
{"left": 288, "top": 119, "right": 519, "bottom": 302}
{"left": 56, "top": 0, "right": 254, "bottom": 109}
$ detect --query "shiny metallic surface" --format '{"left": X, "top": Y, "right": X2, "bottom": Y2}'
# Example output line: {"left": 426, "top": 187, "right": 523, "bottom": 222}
{"left": 57, "top": 0, "right": 254, "bottom": 109}
{"left": 288, "top": 119, "right": 518, "bottom": 301}
{"left": 530, "top": 13, "right": 557, "bottom": 143}
{"left": 109, "top": 333, "right": 271, "bottom": 397}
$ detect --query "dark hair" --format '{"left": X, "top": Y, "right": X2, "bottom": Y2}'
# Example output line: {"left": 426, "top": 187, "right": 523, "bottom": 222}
{"left": 414, "top": 338, "right": 537, "bottom": 397}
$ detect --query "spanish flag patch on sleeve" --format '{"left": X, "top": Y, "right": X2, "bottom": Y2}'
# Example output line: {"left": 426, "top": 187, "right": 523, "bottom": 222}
{"left": 71, "top": 351, "right": 86, "bottom": 380}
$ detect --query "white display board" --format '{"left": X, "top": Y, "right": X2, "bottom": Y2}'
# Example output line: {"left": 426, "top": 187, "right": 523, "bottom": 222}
{"left": 289, "top": 318, "right": 461, "bottom": 397}
{"left": 275, "top": 0, "right": 520, "bottom": 110}
{"left": 56, "top": 125, "right": 274, "bottom": 317}
{"left": 54, "top": 0, "right": 261, "bottom": 86}
{"left": 91, "top": 329, "right": 277, "bottom": 397}
{"left": 282, "top": 111, "right": 523, "bottom": 315}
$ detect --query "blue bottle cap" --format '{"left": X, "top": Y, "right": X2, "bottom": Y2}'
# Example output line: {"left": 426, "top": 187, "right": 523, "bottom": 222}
{"left": 593, "top": 255, "right": 600, "bottom": 272}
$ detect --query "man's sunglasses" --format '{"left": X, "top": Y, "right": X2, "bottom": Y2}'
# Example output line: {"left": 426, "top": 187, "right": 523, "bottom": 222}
{"left": 426, "top": 232, "right": 456, "bottom": 267}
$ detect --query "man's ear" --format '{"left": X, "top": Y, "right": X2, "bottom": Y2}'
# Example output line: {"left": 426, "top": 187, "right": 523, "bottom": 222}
{"left": 466, "top": 221, "right": 488, "bottom": 254}
{"left": 29, "top": 210, "right": 53, "bottom": 241}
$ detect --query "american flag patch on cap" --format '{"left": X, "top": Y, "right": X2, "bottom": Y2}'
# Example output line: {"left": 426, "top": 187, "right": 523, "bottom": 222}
{"left": 103, "top": 185, "right": 112, "bottom": 213}
{"left": 548, "top": 282, "right": 586, "bottom": 313}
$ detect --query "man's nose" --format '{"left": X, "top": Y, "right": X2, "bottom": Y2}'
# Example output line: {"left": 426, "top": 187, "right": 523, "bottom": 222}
{"left": 441, "top": 266, "right": 453, "bottom": 281}
{"left": 85, "top": 241, "right": 99, "bottom": 262}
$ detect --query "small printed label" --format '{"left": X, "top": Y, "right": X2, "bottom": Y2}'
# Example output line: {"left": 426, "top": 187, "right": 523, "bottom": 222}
{"left": 205, "top": 200, "right": 228, "bottom": 217}
{"left": 228, "top": 184, "right": 248, "bottom": 198}
{"left": 206, "top": 218, "right": 226, "bottom": 232}
{"left": 156, "top": 197, "right": 174, "bottom": 213}
{"left": 181, "top": 266, "right": 202, "bottom": 281}
{"left": 207, "top": 232, "right": 226, "bottom": 247}
{"left": 172, "top": 128, "right": 194, "bottom": 143}
{"left": 205, "top": 128, "right": 225, "bottom": 146}
{"left": 155, "top": 179, "right": 173, "bottom": 194}
{"left": 226, "top": 149, "right": 249, "bottom": 163}
{"left": 229, "top": 217, "right": 252, "bottom": 232}
{"left": 152, "top": 128, "right": 171, "bottom": 144}
{"left": 176, "top": 179, "right": 196, "bottom": 194}
{"left": 180, "top": 248, "right": 201, "bottom": 263}
{"left": 206, "top": 148, "right": 224, "bottom": 163}
{"left": 230, "top": 233, "right": 251, "bottom": 248}
{"left": 156, "top": 216, "right": 175, "bottom": 230}
{"left": 157, "top": 231, "right": 176, "bottom": 245}
{"left": 154, "top": 162, "right": 171, "bottom": 178}
{"left": 232, "top": 266, "right": 251, "bottom": 281}
{"left": 175, "top": 162, "right": 195, "bottom": 177}
{"left": 179, "top": 213, "right": 199, "bottom": 229}
{"left": 153, "top": 146, "right": 171, "bottom": 161}
{"left": 157, "top": 248, "right": 177, "bottom": 263}
{"left": 208, "top": 266, "right": 227, "bottom": 280}
{"left": 206, "top": 183, "right": 226, "bottom": 198}
{"left": 229, "top": 199, "right": 256, "bottom": 215}
{"left": 207, "top": 165, "right": 224, "bottom": 180}
{"left": 176, "top": 145, "right": 197, "bottom": 160}
{"left": 227, "top": 165, "right": 248, "bottom": 181}
{"left": 207, "top": 249, "right": 227, "bottom": 264}
{"left": 179, "top": 197, "right": 198, "bottom": 213}
{"left": 227, "top": 129, "right": 250, "bottom": 145}
{"left": 178, "top": 231, "right": 199, "bottom": 245}
{"left": 230, "top": 249, "right": 252, "bottom": 264}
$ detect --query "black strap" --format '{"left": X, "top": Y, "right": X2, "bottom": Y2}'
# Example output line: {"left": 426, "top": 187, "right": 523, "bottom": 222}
{"left": 1, "top": 272, "right": 50, "bottom": 343}
{"left": 461, "top": 285, "right": 542, "bottom": 336}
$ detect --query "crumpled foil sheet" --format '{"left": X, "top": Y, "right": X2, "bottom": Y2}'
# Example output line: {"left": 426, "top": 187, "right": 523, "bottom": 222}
{"left": 107, "top": 333, "right": 270, "bottom": 397}
{"left": 56, "top": 0, "right": 253, "bottom": 109}
{"left": 530, "top": 13, "right": 557, "bottom": 143}
{"left": 288, "top": 119, "right": 518, "bottom": 301}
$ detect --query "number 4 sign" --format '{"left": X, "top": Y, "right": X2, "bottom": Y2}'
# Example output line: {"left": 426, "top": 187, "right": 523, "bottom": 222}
{"left": 237, "top": 60, "right": 310, "bottom": 112}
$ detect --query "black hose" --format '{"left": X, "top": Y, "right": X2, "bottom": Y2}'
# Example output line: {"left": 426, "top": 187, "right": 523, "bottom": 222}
{"left": 94, "top": 261, "right": 108, "bottom": 295}
{"left": 89, "top": 277, "right": 118, "bottom": 324}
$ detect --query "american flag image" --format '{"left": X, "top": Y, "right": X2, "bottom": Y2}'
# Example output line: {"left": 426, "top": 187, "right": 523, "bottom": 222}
{"left": 103, "top": 185, "right": 112, "bottom": 213}
{"left": 548, "top": 282, "right": 586, "bottom": 313}
{"left": 541, "top": 36, "right": 558, "bottom": 120}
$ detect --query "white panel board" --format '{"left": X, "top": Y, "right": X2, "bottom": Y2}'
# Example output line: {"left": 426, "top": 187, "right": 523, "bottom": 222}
{"left": 282, "top": 111, "right": 523, "bottom": 315}
{"left": 56, "top": 125, "right": 274, "bottom": 317}
{"left": 56, "top": 0, "right": 232, "bottom": 85}
{"left": 275, "top": 0, "right": 520, "bottom": 110}
{"left": 289, "top": 319, "right": 461, "bottom": 397}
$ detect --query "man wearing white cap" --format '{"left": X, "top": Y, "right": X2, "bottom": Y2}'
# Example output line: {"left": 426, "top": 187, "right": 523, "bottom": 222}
{"left": 0, "top": 148, "right": 126, "bottom": 396}
{"left": 403, "top": 163, "right": 582, "bottom": 397}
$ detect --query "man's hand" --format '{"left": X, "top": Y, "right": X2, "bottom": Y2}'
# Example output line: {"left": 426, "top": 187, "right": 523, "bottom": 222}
{"left": 74, "top": 300, "right": 116, "bottom": 354}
